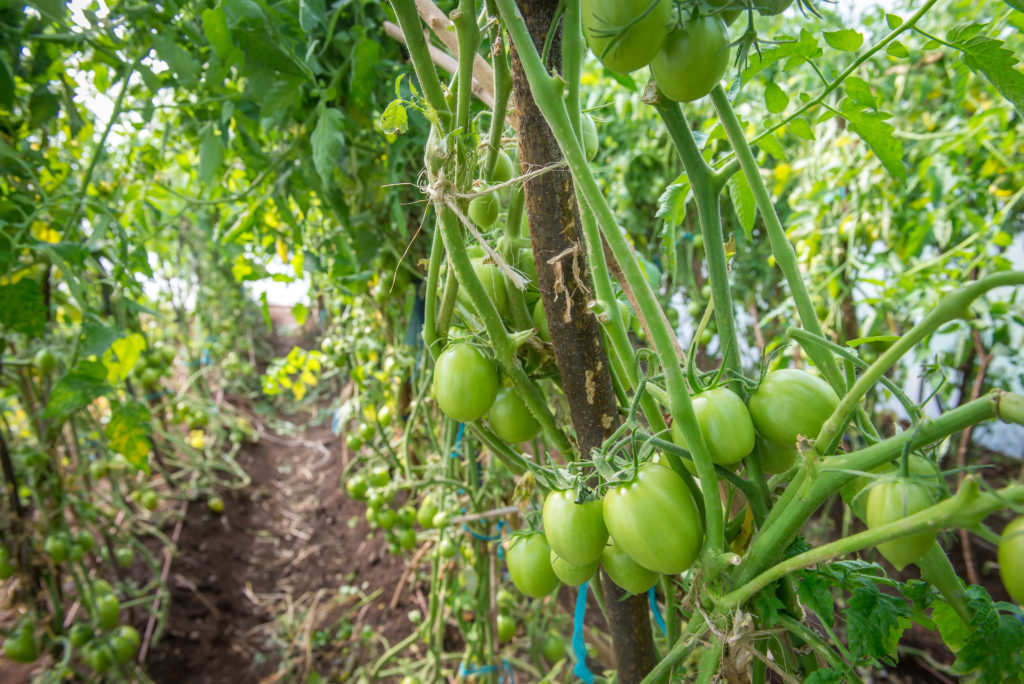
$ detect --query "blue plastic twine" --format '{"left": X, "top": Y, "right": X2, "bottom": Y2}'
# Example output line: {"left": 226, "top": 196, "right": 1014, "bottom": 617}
{"left": 449, "top": 423, "right": 465, "bottom": 458}
{"left": 648, "top": 586, "right": 667, "bottom": 636}
{"left": 572, "top": 582, "right": 595, "bottom": 683}
{"left": 458, "top": 663, "right": 497, "bottom": 678}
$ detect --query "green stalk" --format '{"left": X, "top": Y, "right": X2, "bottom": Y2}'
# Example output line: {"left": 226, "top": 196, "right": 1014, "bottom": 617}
{"left": 709, "top": 85, "right": 845, "bottom": 393}
{"left": 816, "top": 272, "right": 1024, "bottom": 449}
{"left": 481, "top": 0, "right": 512, "bottom": 180}
{"left": 495, "top": 0, "right": 725, "bottom": 570}
{"left": 917, "top": 543, "right": 972, "bottom": 624}
{"left": 423, "top": 212, "right": 444, "bottom": 355}
{"left": 734, "top": 391, "right": 1017, "bottom": 587}
{"left": 639, "top": 613, "right": 708, "bottom": 684}
{"left": 777, "top": 614, "right": 858, "bottom": 682}
{"left": 721, "top": 479, "right": 1024, "bottom": 608}
{"left": 389, "top": 0, "right": 451, "bottom": 120}
{"left": 453, "top": 0, "right": 481, "bottom": 133}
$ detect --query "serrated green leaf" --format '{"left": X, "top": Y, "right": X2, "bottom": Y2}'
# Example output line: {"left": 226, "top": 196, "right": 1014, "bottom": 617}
{"left": 751, "top": 586, "right": 785, "bottom": 626}
{"left": 727, "top": 172, "right": 756, "bottom": 237}
{"left": 951, "top": 586, "right": 1024, "bottom": 682}
{"left": 0, "top": 52, "right": 14, "bottom": 109}
{"left": 0, "top": 278, "right": 46, "bottom": 337}
{"left": 805, "top": 670, "right": 842, "bottom": 684}
{"left": 845, "top": 584, "right": 911, "bottom": 664}
{"left": 798, "top": 571, "right": 835, "bottom": 627}
{"left": 311, "top": 107, "right": 346, "bottom": 186}
{"left": 201, "top": 8, "right": 234, "bottom": 60}
{"left": 823, "top": 29, "right": 864, "bottom": 52}
{"left": 81, "top": 321, "right": 123, "bottom": 358}
{"left": 380, "top": 100, "right": 409, "bottom": 135}
{"left": 102, "top": 333, "right": 145, "bottom": 384}
{"left": 43, "top": 361, "right": 112, "bottom": 419}
{"left": 153, "top": 32, "right": 200, "bottom": 87}
{"left": 106, "top": 401, "right": 152, "bottom": 472}
{"left": 844, "top": 76, "right": 876, "bottom": 107}
{"left": 948, "top": 26, "right": 1024, "bottom": 115}
{"left": 298, "top": 0, "right": 325, "bottom": 32}
{"left": 838, "top": 98, "right": 906, "bottom": 184}
{"left": 756, "top": 133, "right": 786, "bottom": 161}
{"left": 764, "top": 81, "right": 789, "bottom": 114}
{"left": 932, "top": 600, "right": 970, "bottom": 652}
{"left": 349, "top": 38, "right": 382, "bottom": 119}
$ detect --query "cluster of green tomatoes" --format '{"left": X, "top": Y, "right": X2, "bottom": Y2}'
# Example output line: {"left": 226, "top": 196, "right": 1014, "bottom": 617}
{"left": 131, "top": 343, "right": 175, "bottom": 390}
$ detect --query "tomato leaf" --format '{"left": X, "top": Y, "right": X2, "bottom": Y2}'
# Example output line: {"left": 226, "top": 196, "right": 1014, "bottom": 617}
{"left": 727, "top": 172, "right": 756, "bottom": 238}
{"left": 0, "top": 278, "right": 47, "bottom": 337}
{"left": 837, "top": 98, "right": 907, "bottom": 184}
{"left": 764, "top": 80, "right": 789, "bottom": 114}
{"left": 311, "top": 106, "right": 346, "bottom": 186}
{"left": 106, "top": 401, "right": 152, "bottom": 473}
{"left": 656, "top": 176, "right": 690, "bottom": 226}
{"left": 805, "top": 670, "right": 842, "bottom": 684}
{"left": 43, "top": 361, "right": 112, "bottom": 420}
{"left": 950, "top": 585, "right": 1024, "bottom": 682}
{"left": 947, "top": 25, "right": 1024, "bottom": 116}
{"left": 750, "top": 585, "right": 785, "bottom": 626}
{"left": 844, "top": 584, "right": 911, "bottom": 664}
{"left": 797, "top": 571, "right": 835, "bottom": 628}
{"left": 741, "top": 29, "right": 821, "bottom": 84}
{"left": 823, "top": 29, "right": 864, "bottom": 53}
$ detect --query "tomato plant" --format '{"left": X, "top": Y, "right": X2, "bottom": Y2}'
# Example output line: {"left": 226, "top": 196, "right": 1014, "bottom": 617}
{"left": 651, "top": 15, "right": 731, "bottom": 102}
{"left": 603, "top": 463, "right": 703, "bottom": 575}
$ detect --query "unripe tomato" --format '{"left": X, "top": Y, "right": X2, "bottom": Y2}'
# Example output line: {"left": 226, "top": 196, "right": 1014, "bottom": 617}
{"left": 68, "top": 623, "right": 93, "bottom": 648}
{"left": 651, "top": 15, "right": 731, "bottom": 102}
{"left": 488, "top": 388, "right": 541, "bottom": 444}
{"left": 207, "top": 496, "right": 225, "bottom": 514}
{"left": 368, "top": 466, "right": 391, "bottom": 488}
{"left": 998, "top": 516, "right": 1024, "bottom": 604}
{"left": 438, "top": 536, "right": 458, "bottom": 559}
{"left": 398, "top": 528, "right": 417, "bottom": 550}
{"left": 540, "top": 631, "right": 567, "bottom": 664}
{"left": 468, "top": 194, "right": 499, "bottom": 228}
{"left": 748, "top": 369, "right": 840, "bottom": 448}
{"left": 496, "top": 614, "right": 515, "bottom": 642}
{"left": 488, "top": 150, "right": 515, "bottom": 184}
{"left": 375, "top": 508, "right": 398, "bottom": 530}
{"left": 458, "top": 258, "right": 510, "bottom": 320}
{"left": 432, "top": 511, "right": 450, "bottom": 529}
{"left": 417, "top": 498, "right": 438, "bottom": 528}
{"left": 601, "top": 541, "right": 658, "bottom": 594}
{"left": 581, "top": 0, "right": 671, "bottom": 74}
{"left": 671, "top": 387, "right": 755, "bottom": 467}
{"left": 757, "top": 439, "right": 798, "bottom": 474}
{"left": 82, "top": 641, "right": 111, "bottom": 672}
{"left": 377, "top": 405, "right": 393, "bottom": 429}
{"left": 550, "top": 551, "right": 598, "bottom": 586}
{"left": 34, "top": 348, "right": 57, "bottom": 374}
{"left": 345, "top": 473, "right": 368, "bottom": 500}
{"left": 114, "top": 547, "right": 134, "bottom": 570}
{"left": 358, "top": 422, "right": 376, "bottom": 443}
{"left": 94, "top": 592, "right": 120, "bottom": 631}
{"left": 76, "top": 530, "right": 96, "bottom": 552}
{"left": 346, "top": 433, "right": 364, "bottom": 451}
{"left": 3, "top": 626, "right": 37, "bottom": 663}
{"left": 865, "top": 479, "right": 936, "bottom": 571}
{"left": 542, "top": 490, "right": 608, "bottom": 566}
{"left": 432, "top": 343, "right": 498, "bottom": 422}
{"left": 110, "top": 625, "right": 140, "bottom": 663}
{"left": 140, "top": 490, "right": 159, "bottom": 511}
{"left": 603, "top": 464, "right": 703, "bottom": 575}
{"left": 45, "top": 534, "right": 70, "bottom": 563}
{"left": 506, "top": 533, "right": 560, "bottom": 598}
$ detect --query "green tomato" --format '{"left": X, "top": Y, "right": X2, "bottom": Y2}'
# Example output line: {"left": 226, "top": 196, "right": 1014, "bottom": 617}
{"left": 496, "top": 614, "right": 516, "bottom": 642}
{"left": 438, "top": 536, "right": 458, "bottom": 559}
{"left": 3, "top": 627, "right": 37, "bottom": 663}
{"left": 140, "top": 490, "right": 159, "bottom": 511}
{"left": 110, "top": 625, "right": 140, "bottom": 663}
{"left": 999, "top": 516, "right": 1024, "bottom": 605}
{"left": 346, "top": 433, "right": 364, "bottom": 451}
{"left": 488, "top": 387, "right": 542, "bottom": 444}
{"left": 375, "top": 508, "right": 398, "bottom": 530}
{"left": 603, "top": 463, "right": 703, "bottom": 575}
{"left": 506, "top": 533, "right": 560, "bottom": 598}
{"left": 581, "top": 0, "right": 671, "bottom": 74}
{"left": 377, "top": 405, "right": 393, "bottom": 429}
{"left": 468, "top": 194, "right": 499, "bottom": 228}
{"left": 207, "top": 496, "right": 225, "bottom": 514}
{"left": 542, "top": 490, "right": 608, "bottom": 566}
{"left": 601, "top": 540, "right": 659, "bottom": 594}
{"left": 432, "top": 511, "right": 450, "bottom": 529}
{"left": 540, "top": 631, "right": 567, "bottom": 664}
{"left": 368, "top": 466, "right": 391, "bottom": 488}
{"left": 68, "top": 623, "right": 93, "bottom": 648}
{"left": 398, "top": 528, "right": 417, "bottom": 550}
{"left": 94, "top": 592, "right": 120, "bottom": 631}
{"left": 458, "top": 258, "right": 511, "bottom": 320}
{"left": 114, "top": 547, "right": 134, "bottom": 570}
{"left": 34, "top": 348, "right": 57, "bottom": 374}
{"left": 651, "top": 15, "right": 731, "bottom": 102}
{"left": 432, "top": 343, "right": 499, "bottom": 423}
{"left": 549, "top": 551, "right": 598, "bottom": 586}
{"left": 756, "top": 439, "right": 798, "bottom": 475}
{"left": 865, "top": 479, "right": 936, "bottom": 571}
{"left": 76, "top": 530, "right": 96, "bottom": 552}
{"left": 581, "top": 113, "right": 598, "bottom": 161}
{"left": 345, "top": 473, "right": 369, "bottom": 500}
{"left": 417, "top": 498, "right": 438, "bottom": 529}
{"left": 44, "top": 534, "right": 70, "bottom": 563}
{"left": 670, "top": 387, "right": 755, "bottom": 467}
{"left": 487, "top": 150, "right": 515, "bottom": 184}
{"left": 82, "top": 641, "right": 111, "bottom": 672}
{"left": 358, "top": 422, "right": 376, "bottom": 443}
{"left": 748, "top": 369, "right": 840, "bottom": 448}
{"left": 0, "top": 547, "right": 15, "bottom": 579}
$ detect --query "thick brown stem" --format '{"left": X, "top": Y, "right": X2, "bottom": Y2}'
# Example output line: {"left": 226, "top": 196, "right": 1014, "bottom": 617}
{"left": 509, "top": 0, "right": 655, "bottom": 679}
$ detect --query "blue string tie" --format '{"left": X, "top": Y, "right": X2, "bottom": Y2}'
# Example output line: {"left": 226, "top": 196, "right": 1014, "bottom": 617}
{"left": 648, "top": 586, "right": 667, "bottom": 636}
{"left": 449, "top": 423, "right": 465, "bottom": 458}
{"left": 572, "top": 582, "right": 595, "bottom": 683}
